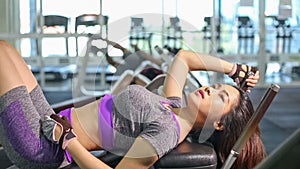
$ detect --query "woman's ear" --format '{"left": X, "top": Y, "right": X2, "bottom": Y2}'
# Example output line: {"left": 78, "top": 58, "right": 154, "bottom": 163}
{"left": 213, "top": 121, "right": 224, "bottom": 131}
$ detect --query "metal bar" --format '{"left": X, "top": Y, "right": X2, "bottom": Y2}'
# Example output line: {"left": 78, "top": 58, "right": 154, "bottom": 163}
{"left": 257, "top": 0, "right": 266, "bottom": 86}
{"left": 210, "top": 0, "right": 216, "bottom": 53}
{"left": 221, "top": 83, "right": 280, "bottom": 169}
{"left": 0, "top": 33, "right": 91, "bottom": 39}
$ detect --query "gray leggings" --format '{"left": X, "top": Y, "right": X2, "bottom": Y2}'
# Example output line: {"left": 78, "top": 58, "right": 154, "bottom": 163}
{"left": 0, "top": 85, "right": 65, "bottom": 169}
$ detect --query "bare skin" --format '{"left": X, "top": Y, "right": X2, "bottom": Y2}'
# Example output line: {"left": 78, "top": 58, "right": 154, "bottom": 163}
{"left": 0, "top": 40, "right": 37, "bottom": 96}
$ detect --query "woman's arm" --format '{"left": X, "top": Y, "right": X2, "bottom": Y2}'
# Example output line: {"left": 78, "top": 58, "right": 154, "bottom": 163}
{"left": 47, "top": 114, "right": 113, "bottom": 169}
{"left": 163, "top": 50, "right": 259, "bottom": 97}
{"left": 176, "top": 50, "right": 235, "bottom": 72}
{"left": 162, "top": 50, "right": 235, "bottom": 98}
{"left": 66, "top": 139, "right": 112, "bottom": 169}
{"left": 115, "top": 136, "right": 159, "bottom": 169}
{"left": 48, "top": 114, "right": 157, "bottom": 169}
{"left": 66, "top": 136, "right": 158, "bottom": 169}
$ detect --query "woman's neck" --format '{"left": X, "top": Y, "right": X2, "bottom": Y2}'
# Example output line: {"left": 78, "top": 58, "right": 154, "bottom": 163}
{"left": 176, "top": 107, "right": 205, "bottom": 127}
{"left": 171, "top": 107, "right": 204, "bottom": 142}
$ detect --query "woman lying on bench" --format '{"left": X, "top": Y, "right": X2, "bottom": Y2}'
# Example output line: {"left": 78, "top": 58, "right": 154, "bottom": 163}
{"left": 0, "top": 40, "right": 265, "bottom": 169}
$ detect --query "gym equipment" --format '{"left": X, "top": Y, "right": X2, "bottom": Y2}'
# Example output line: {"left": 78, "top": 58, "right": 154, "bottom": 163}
{"left": 75, "top": 14, "right": 109, "bottom": 56}
{"left": 73, "top": 14, "right": 112, "bottom": 97}
{"left": 43, "top": 15, "right": 70, "bottom": 56}
{"left": 202, "top": 17, "right": 221, "bottom": 53}
{"left": 165, "top": 17, "right": 183, "bottom": 50}
{"left": 129, "top": 17, "right": 153, "bottom": 54}
{"left": 30, "top": 64, "right": 76, "bottom": 81}
{"left": 30, "top": 15, "right": 75, "bottom": 82}
{"left": 222, "top": 83, "right": 280, "bottom": 169}
{"left": 237, "top": 16, "right": 255, "bottom": 54}
{"left": 272, "top": 17, "right": 293, "bottom": 53}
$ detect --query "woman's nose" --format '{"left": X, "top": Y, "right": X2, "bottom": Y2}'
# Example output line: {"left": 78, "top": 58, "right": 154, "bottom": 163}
{"left": 204, "top": 87, "right": 211, "bottom": 96}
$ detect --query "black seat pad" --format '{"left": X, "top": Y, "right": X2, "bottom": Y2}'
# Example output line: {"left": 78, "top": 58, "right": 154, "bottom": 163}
{"left": 63, "top": 140, "right": 217, "bottom": 169}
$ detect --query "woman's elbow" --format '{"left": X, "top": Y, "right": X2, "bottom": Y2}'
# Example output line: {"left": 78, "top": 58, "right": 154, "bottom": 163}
{"left": 116, "top": 155, "right": 158, "bottom": 169}
{"left": 141, "top": 155, "right": 158, "bottom": 167}
{"left": 174, "top": 49, "right": 194, "bottom": 63}
{"left": 174, "top": 49, "right": 186, "bottom": 58}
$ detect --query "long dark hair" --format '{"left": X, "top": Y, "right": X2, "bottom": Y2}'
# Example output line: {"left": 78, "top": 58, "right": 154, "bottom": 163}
{"left": 209, "top": 86, "right": 266, "bottom": 169}
{"left": 190, "top": 86, "right": 266, "bottom": 169}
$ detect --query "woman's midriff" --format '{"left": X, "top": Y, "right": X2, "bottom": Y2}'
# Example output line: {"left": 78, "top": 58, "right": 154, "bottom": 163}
{"left": 71, "top": 99, "right": 103, "bottom": 151}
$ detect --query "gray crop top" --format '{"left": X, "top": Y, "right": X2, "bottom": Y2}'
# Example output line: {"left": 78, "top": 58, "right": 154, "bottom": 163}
{"left": 110, "top": 85, "right": 182, "bottom": 158}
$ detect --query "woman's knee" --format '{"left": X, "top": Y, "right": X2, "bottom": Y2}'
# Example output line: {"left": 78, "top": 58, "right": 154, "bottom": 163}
{"left": 0, "top": 40, "right": 20, "bottom": 57}
{"left": 0, "top": 40, "right": 12, "bottom": 49}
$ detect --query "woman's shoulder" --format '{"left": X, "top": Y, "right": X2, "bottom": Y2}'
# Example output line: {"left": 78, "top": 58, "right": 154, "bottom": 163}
{"left": 167, "top": 96, "right": 182, "bottom": 108}
{"left": 115, "top": 85, "right": 182, "bottom": 106}
{"left": 113, "top": 85, "right": 153, "bottom": 102}
{"left": 124, "top": 84, "right": 151, "bottom": 95}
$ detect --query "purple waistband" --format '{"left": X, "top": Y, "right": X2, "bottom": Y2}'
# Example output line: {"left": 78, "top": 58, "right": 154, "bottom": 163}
{"left": 58, "top": 108, "right": 73, "bottom": 162}
{"left": 58, "top": 108, "right": 72, "bottom": 124}
{"left": 99, "top": 94, "right": 114, "bottom": 150}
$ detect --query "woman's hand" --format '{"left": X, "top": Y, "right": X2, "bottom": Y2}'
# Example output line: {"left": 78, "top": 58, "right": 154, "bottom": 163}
{"left": 50, "top": 114, "right": 77, "bottom": 150}
{"left": 42, "top": 114, "right": 77, "bottom": 149}
{"left": 229, "top": 64, "right": 259, "bottom": 92}
{"left": 244, "top": 70, "right": 259, "bottom": 92}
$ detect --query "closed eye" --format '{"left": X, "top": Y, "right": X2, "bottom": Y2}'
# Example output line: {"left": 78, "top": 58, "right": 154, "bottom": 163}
{"left": 219, "top": 93, "right": 225, "bottom": 102}
{"left": 212, "top": 84, "right": 229, "bottom": 103}
{"left": 219, "top": 90, "right": 229, "bottom": 103}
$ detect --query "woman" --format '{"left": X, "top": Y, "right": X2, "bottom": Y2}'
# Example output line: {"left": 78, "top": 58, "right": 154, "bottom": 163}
{"left": 0, "top": 40, "right": 263, "bottom": 169}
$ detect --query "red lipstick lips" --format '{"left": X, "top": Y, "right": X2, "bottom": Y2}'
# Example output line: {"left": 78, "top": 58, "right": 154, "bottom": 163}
{"left": 198, "top": 90, "right": 204, "bottom": 99}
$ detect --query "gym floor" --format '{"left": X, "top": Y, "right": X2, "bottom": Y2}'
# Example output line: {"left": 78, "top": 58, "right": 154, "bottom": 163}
{"left": 0, "top": 86, "right": 299, "bottom": 169}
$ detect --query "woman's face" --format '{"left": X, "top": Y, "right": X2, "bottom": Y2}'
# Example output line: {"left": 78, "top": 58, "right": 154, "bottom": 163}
{"left": 187, "top": 84, "right": 240, "bottom": 122}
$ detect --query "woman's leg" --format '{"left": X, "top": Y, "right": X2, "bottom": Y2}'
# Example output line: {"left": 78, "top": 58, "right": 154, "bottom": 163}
{"left": 0, "top": 40, "right": 55, "bottom": 119}
{"left": 0, "top": 41, "right": 26, "bottom": 96}
{"left": 0, "top": 40, "right": 37, "bottom": 93}
{"left": 0, "top": 41, "right": 64, "bottom": 168}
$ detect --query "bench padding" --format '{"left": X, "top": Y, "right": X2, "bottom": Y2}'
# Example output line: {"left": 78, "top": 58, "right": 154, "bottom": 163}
{"left": 63, "top": 140, "right": 217, "bottom": 169}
